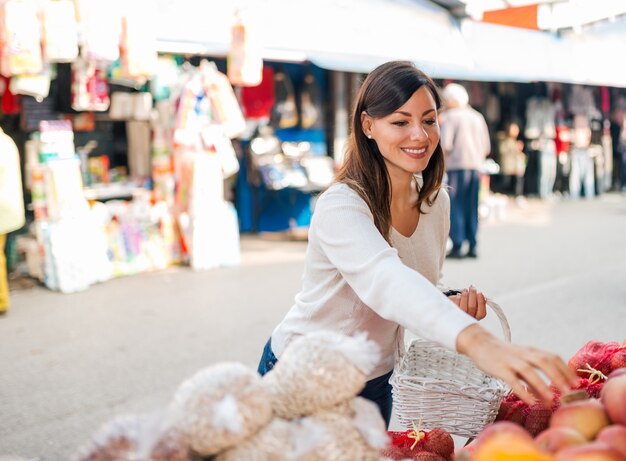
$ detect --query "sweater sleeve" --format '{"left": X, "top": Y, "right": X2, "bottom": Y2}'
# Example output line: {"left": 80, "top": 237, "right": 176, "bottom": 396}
{"left": 312, "top": 185, "right": 476, "bottom": 351}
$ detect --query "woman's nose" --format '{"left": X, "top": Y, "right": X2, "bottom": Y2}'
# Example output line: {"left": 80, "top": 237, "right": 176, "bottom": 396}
{"left": 411, "top": 123, "right": 428, "bottom": 140}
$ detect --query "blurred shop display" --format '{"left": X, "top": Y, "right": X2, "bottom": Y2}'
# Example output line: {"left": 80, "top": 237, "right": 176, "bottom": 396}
{"left": 3, "top": 0, "right": 626, "bottom": 294}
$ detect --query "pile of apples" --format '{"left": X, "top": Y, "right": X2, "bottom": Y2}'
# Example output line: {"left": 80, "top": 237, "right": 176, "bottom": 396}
{"left": 457, "top": 368, "right": 626, "bottom": 460}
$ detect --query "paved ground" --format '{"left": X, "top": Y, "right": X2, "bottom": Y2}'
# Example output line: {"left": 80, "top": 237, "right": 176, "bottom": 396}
{"left": 1, "top": 193, "right": 625, "bottom": 459}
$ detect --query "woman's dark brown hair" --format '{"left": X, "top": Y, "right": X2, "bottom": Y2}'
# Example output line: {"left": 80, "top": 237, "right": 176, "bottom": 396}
{"left": 335, "top": 60, "right": 445, "bottom": 242}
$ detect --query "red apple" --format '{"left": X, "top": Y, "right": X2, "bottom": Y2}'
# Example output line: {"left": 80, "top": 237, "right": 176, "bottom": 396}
{"left": 535, "top": 427, "right": 586, "bottom": 454}
{"left": 601, "top": 374, "right": 626, "bottom": 425}
{"left": 555, "top": 441, "right": 626, "bottom": 461}
{"left": 596, "top": 425, "right": 626, "bottom": 457}
{"left": 550, "top": 399, "right": 610, "bottom": 440}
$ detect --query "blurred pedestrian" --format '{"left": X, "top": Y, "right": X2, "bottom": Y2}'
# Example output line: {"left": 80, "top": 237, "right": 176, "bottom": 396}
{"left": 497, "top": 121, "right": 527, "bottom": 201}
{"left": 0, "top": 127, "right": 26, "bottom": 314}
{"left": 439, "top": 83, "right": 490, "bottom": 258}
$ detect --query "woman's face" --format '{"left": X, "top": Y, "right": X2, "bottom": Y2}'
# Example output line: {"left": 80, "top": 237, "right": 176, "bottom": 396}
{"left": 362, "top": 86, "right": 440, "bottom": 178}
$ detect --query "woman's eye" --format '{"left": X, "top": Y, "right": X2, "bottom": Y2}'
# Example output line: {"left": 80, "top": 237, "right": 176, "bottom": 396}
{"left": 424, "top": 119, "right": 437, "bottom": 126}
{"left": 392, "top": 121, "right": 408, "bottom": 126}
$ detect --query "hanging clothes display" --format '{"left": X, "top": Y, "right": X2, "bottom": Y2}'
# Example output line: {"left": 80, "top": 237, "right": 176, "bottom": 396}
{"left": 271, "top": 69, "right": 298, "bottom": 129}
{"left": 227, "top": 11, "right": 262, "bottom": 87}
{"left": 240, "top": 66, "right": 275, "bottom": 120}
{"left": 173, "top": 61, "right": 243, "bottom": 270}
{"left": 42, "top": 0, "right": 79, "bottom": 63}
{"left": 300, "top": 72, "right": 324, "bottom": 130}
{"left": 0, "top": 0, "right": 43, "bottom": 76}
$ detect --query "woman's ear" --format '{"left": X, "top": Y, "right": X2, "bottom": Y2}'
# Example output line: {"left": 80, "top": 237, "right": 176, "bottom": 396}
{"left": 361, "top": 111, "right": 372, "bottom": 138}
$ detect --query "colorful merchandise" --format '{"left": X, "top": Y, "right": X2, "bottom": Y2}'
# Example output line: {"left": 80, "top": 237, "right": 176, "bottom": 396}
{"left": 42, "top": 0, "right": 79, "bottom": 63}
{"left": 0, "top": 0, "right": 43, "bottom": 76}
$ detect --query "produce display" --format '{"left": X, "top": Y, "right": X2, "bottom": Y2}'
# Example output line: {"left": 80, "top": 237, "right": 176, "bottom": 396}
{"left": 455, "top": 339, "right": 626, "bottom": 461}
{"left": 67, "top": 337, "right": 625, "bottom": 461}
{"left": 72, "top": 331, "right": 391, "bottom": 461}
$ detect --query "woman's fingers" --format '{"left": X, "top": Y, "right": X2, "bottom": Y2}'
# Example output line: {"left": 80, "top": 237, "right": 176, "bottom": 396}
{"left": 449, "top": 287, "right": 488, "bottom": 320}
{"left": 502, "top": 348, "right": 579, "bottom": 407}
{"left": 476, "top": 292, "right": 487, "bottom": 320}
{"left": 467, "top": 286, "right": 478, "bottom": 318}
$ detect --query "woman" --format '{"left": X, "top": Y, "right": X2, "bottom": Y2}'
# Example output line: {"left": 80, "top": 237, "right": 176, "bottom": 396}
{"left": 258, "top": 61, "right": 576, "bottom": 427}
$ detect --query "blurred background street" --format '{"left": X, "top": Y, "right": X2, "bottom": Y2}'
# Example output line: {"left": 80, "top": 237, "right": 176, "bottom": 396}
{"left": 3, "top": 0, "right": 626, "bottom": 459}
{"left": 1, "top": 193, "right": 625, "bottom": 459}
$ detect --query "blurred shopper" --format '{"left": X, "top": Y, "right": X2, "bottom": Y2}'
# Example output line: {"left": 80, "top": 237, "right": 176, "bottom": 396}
{"left": 497, "top": 121, "right": 527, "bottom": 202}
{"left": 439, "top": 83, "right": 490, "bottom": 258}
{"left": 569, "top": 114, "right": 595, "bottom": 199}
{"left": 0, "top": 127, "right": 25, "bottom": 314}
{"left": 525, "top": 92, "right": 557, "bottom": 199}
{"left": 610, "top": 108, "right": 626, "bottom": 191}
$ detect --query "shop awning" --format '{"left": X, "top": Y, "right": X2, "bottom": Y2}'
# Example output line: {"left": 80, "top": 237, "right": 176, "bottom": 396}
{"left": 154, "top": 0, "right": 474, "bottom": 78}
{"left": 154, "top": 0, "right": 626, "bottom": 87}
{"left": 458, "top": 18, "right": 626, "bottom": 87}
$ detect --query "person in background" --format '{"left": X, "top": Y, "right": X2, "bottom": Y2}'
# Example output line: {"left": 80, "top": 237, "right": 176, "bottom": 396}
{"left": 0, "top": 126, "right": 26, "bottom": 314}
{"left": 497, "top": 121, "right": 527, "bottom": 204}
{"left": 609, "top": 108, "right": 625, "bottom": 192}
{"left": 439, "top": 83, "right": 490, "bottom": 259}
{"left": 257, "top": 61, "right": 577, "bottom": 428}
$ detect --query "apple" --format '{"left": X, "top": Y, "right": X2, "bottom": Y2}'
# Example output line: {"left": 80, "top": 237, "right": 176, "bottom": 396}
{"left": 555, "top": 441, "right": 626, "bottom": 461}
{"left": 535, "top": 427, "right": 586, "bottom": 454}
{"left": 601, "top": 374, "right": 626, "bottom": 425}
{"left": 596, "top": 425, "right": 626, "bottom": 457}
{"left": 550, "top": 399, "right": 610, "bottom": 440}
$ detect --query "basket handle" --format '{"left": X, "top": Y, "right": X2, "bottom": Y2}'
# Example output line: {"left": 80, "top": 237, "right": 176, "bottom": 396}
{"left": 395, "top": 295, "right": 511, "bottom": 362}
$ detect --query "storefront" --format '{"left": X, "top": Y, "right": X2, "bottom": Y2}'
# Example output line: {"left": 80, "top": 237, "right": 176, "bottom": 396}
{"left": 3, "top": 0, "right": 626, "bottom": 294}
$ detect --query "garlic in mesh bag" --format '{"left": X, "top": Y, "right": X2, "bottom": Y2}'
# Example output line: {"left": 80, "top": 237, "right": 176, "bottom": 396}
{"left": 292, "top": 411, "right": 383, "bottom": 461}
{"left": 72, "top": 411, "right": 193, "bottom": 461}
{"left": 170, "top": 362, "right": 273, "bottom": 456}
{"left": 262, "top": 331, "right": 380, "bottom": 419}
{"left": 214, "top": 417, "right": 293, "bottom": 461}
{"left": 215, "top": 398, "right": 388, "bottom": 461}
{"left": 333, "top": 397, "right": 390, "bottom": 453}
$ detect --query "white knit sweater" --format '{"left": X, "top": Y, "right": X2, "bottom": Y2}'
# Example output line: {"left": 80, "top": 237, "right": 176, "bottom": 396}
{"left": 271, "top": 182, "right": 477, "bottom": 379}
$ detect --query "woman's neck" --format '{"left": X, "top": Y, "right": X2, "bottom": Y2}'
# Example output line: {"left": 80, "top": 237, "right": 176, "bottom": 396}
{"left": 390, "top": 173, "right": 417, "bottom": 210}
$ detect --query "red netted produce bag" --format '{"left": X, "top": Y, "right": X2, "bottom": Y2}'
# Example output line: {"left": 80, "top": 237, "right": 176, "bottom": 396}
{"left": 568, "top": 340, "right": 626, "bottom": 378}
{"left": 494, "top": 376, "right": 605, "bottom": 436}
{"left": 380, "top": 427, "right": 453, "bottom": 461}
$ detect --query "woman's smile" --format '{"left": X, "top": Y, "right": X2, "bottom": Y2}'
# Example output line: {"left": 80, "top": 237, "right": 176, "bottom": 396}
{"left": 401, "top": 146, "right": 428, "bottom": 158}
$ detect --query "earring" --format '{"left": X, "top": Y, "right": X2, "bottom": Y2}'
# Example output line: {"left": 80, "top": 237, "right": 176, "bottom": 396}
{"left": 367, "top": 134, "right": 372, "bottom": 139}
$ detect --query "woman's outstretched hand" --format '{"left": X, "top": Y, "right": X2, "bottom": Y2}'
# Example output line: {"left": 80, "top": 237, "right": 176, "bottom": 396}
{"left": 448, "top": 285, "right": 487, "bottom": 320}
{"left": 456, "top": 324, "right": 579, "bottom": 407}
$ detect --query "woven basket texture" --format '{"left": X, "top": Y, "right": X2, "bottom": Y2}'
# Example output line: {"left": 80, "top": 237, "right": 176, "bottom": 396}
{"left": 390, "top": 299, "right": 511, "bottom": 438}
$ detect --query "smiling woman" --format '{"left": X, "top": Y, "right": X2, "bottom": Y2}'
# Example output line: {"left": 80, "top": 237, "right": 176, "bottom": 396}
{"left": 257, "top": 60, "right": 578, "bottom": 429}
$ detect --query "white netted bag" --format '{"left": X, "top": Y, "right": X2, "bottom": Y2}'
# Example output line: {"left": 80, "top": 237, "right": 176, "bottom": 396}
{"left": 72, "top": 414, "right": 142, "bottom": 461}
{"left": 171, "top": 362, "right": 273, "bottom": 456}
{"left": 72, "top": 411, "right": 193, "bottom": 461}
{"left": 292, "top": 412, "right": 382, "bottom": 461}
{"left": 214, "top": 417, "right": 293, "bottom": 461}
{"left": 262, "top": 331, "right": 380, "bottom": 419}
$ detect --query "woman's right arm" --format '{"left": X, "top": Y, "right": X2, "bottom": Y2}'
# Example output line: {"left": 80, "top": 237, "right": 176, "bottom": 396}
{"left": 312, "top": 186, "right": 476, "bottom": 352}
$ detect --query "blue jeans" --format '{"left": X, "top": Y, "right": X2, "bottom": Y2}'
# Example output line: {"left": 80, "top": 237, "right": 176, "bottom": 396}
{"left": 257, "top": 338, "right": 393, "bottom": 428}
{"left": 569, "top": 148, "right": 595, "bottom": 199}
{"left": 446, "top": 169, "right": 480, "bottom": 251}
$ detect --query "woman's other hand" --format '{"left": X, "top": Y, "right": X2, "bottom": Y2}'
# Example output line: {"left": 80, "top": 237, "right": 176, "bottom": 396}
{"left": 448, "top": 285, "right": 487, "bottom": 320}
{"left": 456, "top": 324, "right": 579, "bottom": 407}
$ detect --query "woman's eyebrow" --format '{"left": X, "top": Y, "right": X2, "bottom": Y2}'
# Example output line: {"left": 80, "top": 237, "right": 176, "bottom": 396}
{"left": 393, "top": 108, "right": 436, "bottom": 116}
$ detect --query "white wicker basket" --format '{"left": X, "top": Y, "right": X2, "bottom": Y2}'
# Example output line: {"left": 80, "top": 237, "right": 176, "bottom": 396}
{"left": 390, "top": 298, "right": 511, "bottom": 438}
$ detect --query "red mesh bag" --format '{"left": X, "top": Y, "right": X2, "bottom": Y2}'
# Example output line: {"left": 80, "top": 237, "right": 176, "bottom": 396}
{"left": 568, "top": 340, "right": 626, "bottom": 378}
{"left": 380, "top": 428, "right": 454, "bottom": 461}
{"left": 495, "top": 376, "right": 605, "bottom": 435}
